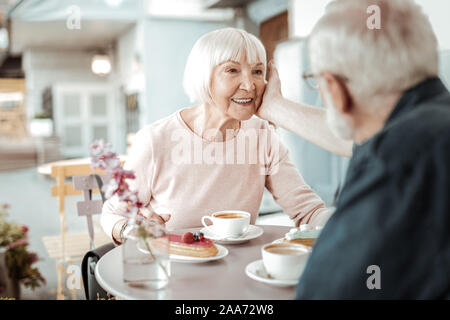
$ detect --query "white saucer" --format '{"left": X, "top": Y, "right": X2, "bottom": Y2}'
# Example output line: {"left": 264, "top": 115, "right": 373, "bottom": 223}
{"left": 200, "top": 225, "right": 264, "bottom": 244}
{"left": 272, "top": 238, "right": 285, "bottom": 244}
{"left": 245, "top": 260, "right": 301, "bottom": 287}
{"left": 137, "top": 242, "right": 229, "bottom": 264}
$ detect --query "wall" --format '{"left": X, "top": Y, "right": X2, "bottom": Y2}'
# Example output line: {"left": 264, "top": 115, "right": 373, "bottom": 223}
{"left": 290, "top": 0, "right": 450, "bottom": 51}
{"left": 415, "top": 0, "right": 450, "bottom": 51}
{"left": 290, "top": 0, "right": 331, "bottom": 38}
{"left": 22, "top": 48, "right": 110, "bottom": 119}
{"left": 22, "top": 48, "right": 125, "bottom": 154}
{"left": 142, "top": 18, "right": 234, "bottom": 125}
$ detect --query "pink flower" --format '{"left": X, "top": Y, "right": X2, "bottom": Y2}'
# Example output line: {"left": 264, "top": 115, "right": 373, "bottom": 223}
{"left": 90, "top": 139, "right": 143, "bottom": 222}
{"left": 21, "top": 225, "right": 29, "bottom": 234}
{"left": 28, "top": 252, "right": 39, "bottom": 264}
{"left": 1, "top": 203, "right": 9, "bottom": 209}
{"left": 8, "top": 239, "right": 29, "bottom": 249}
{"left": 90, "top": 140, "right": 121, "bottom": 171}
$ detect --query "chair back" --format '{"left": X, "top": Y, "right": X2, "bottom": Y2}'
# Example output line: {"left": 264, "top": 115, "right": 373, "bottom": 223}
{"left": 50, "top": 163, "right": 106, "bottom": 259}
{"left": 73, "top": 173, "right": 110, "bottom": 250}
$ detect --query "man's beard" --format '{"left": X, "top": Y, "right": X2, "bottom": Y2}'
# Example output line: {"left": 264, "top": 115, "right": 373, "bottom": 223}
{"left": 323, "top": 85, "right": 355, "bottom": 141}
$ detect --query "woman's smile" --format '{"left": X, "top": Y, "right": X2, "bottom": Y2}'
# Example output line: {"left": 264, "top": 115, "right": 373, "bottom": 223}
{"left": 231, "top": 97, "right": 254, "bottom": 106}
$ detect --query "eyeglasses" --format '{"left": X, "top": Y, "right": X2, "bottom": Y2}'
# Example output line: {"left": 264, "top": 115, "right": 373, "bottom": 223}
{"left": 302, "top": 72, "right": 349, "bottom": 90}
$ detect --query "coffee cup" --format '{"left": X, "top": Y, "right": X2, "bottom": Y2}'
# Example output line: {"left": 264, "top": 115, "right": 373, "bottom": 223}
{"left": 261, "top": 243, "right": 311, "bottom": 280}
{"left": 201, "top": 210, "right": 250, "bottom": 238}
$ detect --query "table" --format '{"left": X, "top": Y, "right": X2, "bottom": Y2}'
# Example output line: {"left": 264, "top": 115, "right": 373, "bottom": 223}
{"left": 95, "top": 225, "right": 296, "bottom": 300}
{"left": 37, "top": 155, "right": 127, "bottom": 175}
{"left": 37, "top": 157, "right": 91, "bottom": 175}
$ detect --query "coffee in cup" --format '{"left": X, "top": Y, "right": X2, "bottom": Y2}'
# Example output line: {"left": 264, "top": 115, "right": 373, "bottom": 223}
{"left": 201, "top": 210, "right": 250, "bottom": 238}
{"left": 261, "top": 243, "right": 310, "bottom": 280}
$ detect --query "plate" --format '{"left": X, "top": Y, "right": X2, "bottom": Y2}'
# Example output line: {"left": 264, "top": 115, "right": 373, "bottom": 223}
{"left": 200, "top": 225, "right": 264, "bottom": 244}
{"left": 137, "top": 242, "right": 229, "bottom": 264}
{"left": 245, "top": 260, "right": 301, "bottom": 287}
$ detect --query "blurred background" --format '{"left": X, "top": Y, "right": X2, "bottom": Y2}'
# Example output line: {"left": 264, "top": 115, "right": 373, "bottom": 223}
{"left": 0, "top": 0, "right": 449, "bottom": 299}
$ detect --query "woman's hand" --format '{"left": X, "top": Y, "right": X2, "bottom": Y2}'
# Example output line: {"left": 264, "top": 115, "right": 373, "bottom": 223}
{"left": 112, "top": 209, "right": 171, "bottom": 244}
{"left": 257, "top": 60, "right": 283, "bottom": 121}
{"left": 140, "top": 207, "right": 171, "bottom": 225}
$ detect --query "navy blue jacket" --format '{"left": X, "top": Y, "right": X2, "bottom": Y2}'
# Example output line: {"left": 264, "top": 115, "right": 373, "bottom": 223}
{"left": 296, "top": 78, "right": 450, "bottom": 299}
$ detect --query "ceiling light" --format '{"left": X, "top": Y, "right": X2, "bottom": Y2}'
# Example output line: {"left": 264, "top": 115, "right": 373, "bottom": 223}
{"left": 91, "top": 54, "right": 111, "bottom": 76}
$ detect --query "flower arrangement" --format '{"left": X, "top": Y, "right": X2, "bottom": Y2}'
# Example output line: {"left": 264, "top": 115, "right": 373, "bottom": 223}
{"left": 0, "top": 204, "right": 46, "bottom": 295}
{"left": 89, "top": 140, "right": 169, "bottom": 278}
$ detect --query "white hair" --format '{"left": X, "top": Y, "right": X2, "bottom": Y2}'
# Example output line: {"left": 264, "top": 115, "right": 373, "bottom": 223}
{"left": 309, "top": 0, "right": 439, "bottom": 104}
{"left": 183, "top": 28, "right": 267, "bottom": 103}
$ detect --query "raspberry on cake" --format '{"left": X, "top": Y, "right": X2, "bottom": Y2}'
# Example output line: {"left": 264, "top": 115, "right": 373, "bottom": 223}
{"left": 153, "top": 232, "right": 218, "bottom": 258}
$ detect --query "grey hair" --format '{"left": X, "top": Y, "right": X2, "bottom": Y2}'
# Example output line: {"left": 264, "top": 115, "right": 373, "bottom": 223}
{"left": 308, "top": 0, "right": 439, "bottom": 103}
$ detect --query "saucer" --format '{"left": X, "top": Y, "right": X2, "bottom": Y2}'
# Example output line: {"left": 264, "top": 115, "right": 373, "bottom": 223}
{"left": 137, "top": 242, "right": 229, "bottom": 264}
{"left": 245, "top": 260, "right": 301, "bottom": 287}
{"left": 200, "top": 225, "right": 264, "bottom": 244}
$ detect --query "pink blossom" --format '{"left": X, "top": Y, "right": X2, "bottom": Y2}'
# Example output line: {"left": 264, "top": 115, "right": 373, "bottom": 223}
{"left": 21, "top": 225, "right": 29, "bottom": 233}
{"left": 1, "top": 203, "right": 9, "bottom": 209}
{"left": 90, "top": 140, "right": 121, "bottom": 171}
{"left": 28, "top": 252, "right": 39, "bottom": 264}
{"left": 8, "top": 239, "right": 29, "bottom": 249}
{"left": 90, "top": 140, "right": 143, "bottom": 222}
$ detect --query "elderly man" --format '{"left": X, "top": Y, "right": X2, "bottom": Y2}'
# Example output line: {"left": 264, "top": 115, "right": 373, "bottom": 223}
{"left": 258, "top": 0, "right": 450, "bottom": 299}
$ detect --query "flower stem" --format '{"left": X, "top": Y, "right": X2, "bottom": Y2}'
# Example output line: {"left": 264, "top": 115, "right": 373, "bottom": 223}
{"left": 143, "top": 238, "right": 169, "bottom": 280}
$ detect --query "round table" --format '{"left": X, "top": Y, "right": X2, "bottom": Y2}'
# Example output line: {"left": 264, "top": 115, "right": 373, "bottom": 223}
{"left": 95, "top": 225, "right": 296, "bottom": 300}
{"left": 37, "top": 155, "right": 127, "bottom": 175}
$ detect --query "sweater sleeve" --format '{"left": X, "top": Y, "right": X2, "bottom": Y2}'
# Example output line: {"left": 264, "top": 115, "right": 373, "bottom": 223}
{"left": 264, "top": 127, "right": 333, "bottom": 228}
{"left": 101, "top": 128, "right": 154, "bottom": 240}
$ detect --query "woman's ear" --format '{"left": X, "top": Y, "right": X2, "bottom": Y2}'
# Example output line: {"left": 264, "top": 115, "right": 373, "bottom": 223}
{"left": 322, "top": 72, "right": 352, "bottom": 115}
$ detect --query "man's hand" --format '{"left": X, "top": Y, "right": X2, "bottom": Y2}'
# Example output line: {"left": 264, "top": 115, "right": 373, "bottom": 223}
{"left": 257, "top": 60, "right": 283, "bottom": 120}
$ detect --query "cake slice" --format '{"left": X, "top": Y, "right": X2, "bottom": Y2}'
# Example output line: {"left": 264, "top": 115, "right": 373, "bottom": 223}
{"left": 152, "top": 232, "right": 218, "bottom": 258}
{"left": 168, "top": 233, "right": 218, "bottom": 258}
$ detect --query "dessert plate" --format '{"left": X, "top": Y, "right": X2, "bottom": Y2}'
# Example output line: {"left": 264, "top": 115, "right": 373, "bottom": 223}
{"left": 245, "top": 260, "right": 301, "bottom": 287}
{"left": 137, "top": 242, "right": 229, "bottom": 264}
{"left": 200, "top": 225, "right": 264, "bottom": 244}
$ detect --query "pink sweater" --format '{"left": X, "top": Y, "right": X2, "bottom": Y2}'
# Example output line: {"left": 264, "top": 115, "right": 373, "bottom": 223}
{"left": 101, "top": 109, "right": 332, "bottom": 239}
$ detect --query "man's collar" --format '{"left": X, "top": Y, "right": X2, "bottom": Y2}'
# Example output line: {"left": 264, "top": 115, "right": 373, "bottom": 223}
{"left": 350, "top": 77, "right": 448, "bottom": 162}
{"left": 384, "top": 77, "right": 448, "bottom": 127}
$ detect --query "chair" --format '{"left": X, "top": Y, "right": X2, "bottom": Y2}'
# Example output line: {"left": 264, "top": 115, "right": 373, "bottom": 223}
{"left": 74, "top": 173, "right": 117, "bottom": 300}
{"left": 41, "top": 163, "right": 113, "bottom": 300}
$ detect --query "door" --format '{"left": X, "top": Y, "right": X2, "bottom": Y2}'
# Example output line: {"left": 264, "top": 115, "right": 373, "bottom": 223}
{"left": 53, "top": 83, "right": 115, "bottom": 158}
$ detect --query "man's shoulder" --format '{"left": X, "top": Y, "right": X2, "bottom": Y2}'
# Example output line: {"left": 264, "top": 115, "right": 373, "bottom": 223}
{"left": 373, "top": 99, "right": 450, "bottom": 166}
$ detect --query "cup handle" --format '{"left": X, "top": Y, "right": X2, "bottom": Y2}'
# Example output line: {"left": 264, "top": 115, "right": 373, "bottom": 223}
{"left": 201, "top": 216, "right": 213, "bottom": 228}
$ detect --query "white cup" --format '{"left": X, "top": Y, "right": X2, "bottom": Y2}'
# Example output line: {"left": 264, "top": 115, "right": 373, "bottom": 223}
{"left": 261, "top": 243, "right": 311, "bottom": 280}
{"left": 201, "top": 210, "right": 250, "bottom": 238}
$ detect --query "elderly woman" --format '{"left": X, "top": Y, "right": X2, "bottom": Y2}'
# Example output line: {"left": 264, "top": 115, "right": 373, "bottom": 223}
{"left": 101, "top": 28, "right": 332, "bottom": 244}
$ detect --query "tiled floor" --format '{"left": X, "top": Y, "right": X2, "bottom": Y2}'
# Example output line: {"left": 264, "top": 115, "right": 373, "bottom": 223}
{"left": 0, "top": 166, "right": 294, "bottom": 300}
